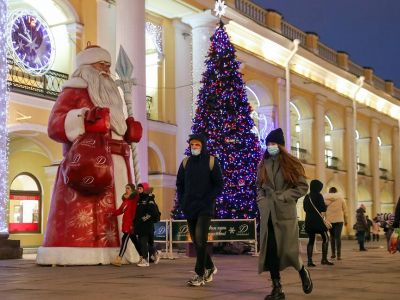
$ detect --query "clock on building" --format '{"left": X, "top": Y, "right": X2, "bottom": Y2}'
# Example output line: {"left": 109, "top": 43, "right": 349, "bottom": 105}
{"left": 7, "top": 10, "right": 55, "bottom": 76}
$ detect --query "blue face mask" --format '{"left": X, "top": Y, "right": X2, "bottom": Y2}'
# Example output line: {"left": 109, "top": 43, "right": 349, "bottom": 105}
{"left": 267, "top": 145, "right": 280, "bottom": 156}
{"left": 191, "top": 148, "right": 201, "bottom": 156}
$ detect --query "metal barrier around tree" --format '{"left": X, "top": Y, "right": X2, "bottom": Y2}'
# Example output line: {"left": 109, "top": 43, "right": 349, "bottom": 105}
{"left": 153, "top": 219, "right": 258, "bottom": 258}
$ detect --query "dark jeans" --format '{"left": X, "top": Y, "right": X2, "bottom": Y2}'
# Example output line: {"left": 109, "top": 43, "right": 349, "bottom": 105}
{"left": 187, "top": 215, "right": 214, "bottom": 276}
{"left": 138, "top": 232, "right": 156, "bottom": 260}
{"left": 329, "top": 222, "right": 344, "bottom": 257}
{"left": 356, "top": 231, "right": 366, "bottom": 250}
{"left": 265, "top": 217, "right": 280, "bottom": 280}
{"left": 119, "top": 233, "right": 141, "bottom": 257}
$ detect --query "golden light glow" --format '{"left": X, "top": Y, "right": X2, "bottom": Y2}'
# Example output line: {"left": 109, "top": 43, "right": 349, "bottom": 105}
{"left": 225, "top": 21, "right": 400, "bottom": 120}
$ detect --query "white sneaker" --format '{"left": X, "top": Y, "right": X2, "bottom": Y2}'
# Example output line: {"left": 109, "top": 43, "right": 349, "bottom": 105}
{"left": 153, "top": 251, "right": 160, "bottom": 264}
{"left": 204, "top": 266, "right": 218, "bottom": 282}
{"left": 187, "top": 274, "right": 205, "bottom": 287}
{"left": 137, "top": 258, "right": 149, "bottom": 267}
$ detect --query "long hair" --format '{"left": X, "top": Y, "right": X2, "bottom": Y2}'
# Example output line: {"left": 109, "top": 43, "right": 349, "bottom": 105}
{"left": 257, "top": 144, "right": 306, "bottom": 185}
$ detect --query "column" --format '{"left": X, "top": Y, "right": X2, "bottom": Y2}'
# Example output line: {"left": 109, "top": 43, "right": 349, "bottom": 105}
{"left": 66, "top": 22, "right": 83, "bottom": 71}
{"left": 370, "top": 118, "right": 380, "bottom": 215}
{"left": 298, "top": 118, "right": 313, "bottom": 163}
{"left": 331, "top": 129, "right": 345, "bottom": 169}
{"left": 314, "top": 94, "right": 326, "bottom": 184}
{"left": 97, "top": 0, "right": 116, "bottom": 66}
{"left": 392, "top": 126, "right": 400, "bottom": 202}
{"left": 182, "top": 10, "right": 218, "bottom": 115}
{"left": 174, "top": 20, "right": 193, "bottom": 170}
{"left": 358, "top": 138, "right": 370, "bottom": 174}
{"left": 345, "top": 106, "right": 357, "bottom": 231}
{"left": 276, "top": 77, "right": 290, "bottom": 149}
{"left": 116, "top": 0, "right": 148, "bottom": 181}
{"left": 257, "top": 105, "right": 276, "bottom": 143}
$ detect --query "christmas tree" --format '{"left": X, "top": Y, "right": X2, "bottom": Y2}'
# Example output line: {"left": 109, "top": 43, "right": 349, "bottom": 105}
{"left": 172, "top": 22, "right": 261, "bottom": 219}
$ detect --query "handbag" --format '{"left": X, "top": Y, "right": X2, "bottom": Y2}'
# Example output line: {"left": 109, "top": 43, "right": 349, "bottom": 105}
{"left": 61, "top": 132, "right": 113, "bottom": 195}
{"left": 309, "top": 196, "right": 332, "bottom": 230}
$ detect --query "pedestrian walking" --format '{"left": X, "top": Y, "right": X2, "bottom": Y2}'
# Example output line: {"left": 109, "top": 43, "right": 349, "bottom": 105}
{"left": 324, "top": 186, "right": 348, "bottom": 260}
{"left": 365, "top": 215, "right": 373, "bottom": 242}
{"left": 354, "top": 204, "right": 368, "bottom": 251}
{"left": 111, "top": 183, "right": 141, "bottom": 266}
{"left": 393, "top": 196, "right": 400, "bottom": 229}
{"left": 256, "top": 128, "right": 312, "bottom": 299}
{"left": 371, "top": 217, "right": 380, "bottom": 242}
{"left": 176, "top": 133, "right": 224, "bottom": 286}
{"left": 135, "top": 182, "right": 161, "bottom": 267}
{"left": 303, "top": 180, "right": 334, "bottom": 267}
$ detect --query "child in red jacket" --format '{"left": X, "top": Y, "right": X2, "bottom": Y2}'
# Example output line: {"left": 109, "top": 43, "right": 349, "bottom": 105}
{"left": 111, "top": 183, "right": 141, "bottom": 266}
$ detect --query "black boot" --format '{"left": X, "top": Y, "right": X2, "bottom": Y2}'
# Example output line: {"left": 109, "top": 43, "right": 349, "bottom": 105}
{"left": 330, "top": 237, "right": 336, "bottom": 258}
{"left": 265, "top": 278, "right": 285, "bottom": 300}
{"left": 359, "top": 240, "right": 367, "bottom": 251}
{"left": 321, "top": 242, "right": 334, "bottom": 265}
{"left": 299, "top": 266, "right": 313, "bottom": 294}
{"left": 307, "top": 244, "right": 316, "bottom": 267}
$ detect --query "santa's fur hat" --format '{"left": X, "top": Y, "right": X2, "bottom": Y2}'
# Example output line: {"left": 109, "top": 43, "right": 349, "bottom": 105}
{"left": 76, "top": 44, "right": 111, "bottom": 68}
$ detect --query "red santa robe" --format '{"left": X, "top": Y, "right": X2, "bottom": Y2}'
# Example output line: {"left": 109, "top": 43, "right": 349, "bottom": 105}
{"left": 36, "top": 78, "right": 139, "bottom": 265}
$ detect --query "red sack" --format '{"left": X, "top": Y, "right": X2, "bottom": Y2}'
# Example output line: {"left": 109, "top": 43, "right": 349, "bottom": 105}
{"left": 125, "top": 117, "right": 143, "bottom": 143}
{"left": 61, "top": 132, "right": 113, "bottom": 195}
{"left": 84, "top": 107, "right": 110, "bottom": 134}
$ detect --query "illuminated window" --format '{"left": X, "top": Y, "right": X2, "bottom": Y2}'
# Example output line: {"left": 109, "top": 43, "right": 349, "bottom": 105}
{"left": 9, "top": 173, "right": 41, "bottom": 233}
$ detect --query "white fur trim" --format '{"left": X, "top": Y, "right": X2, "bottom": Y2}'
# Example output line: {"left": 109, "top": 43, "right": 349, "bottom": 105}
{"left": 36, "top": 246, "right": 139, "bottom": 265}
{"left": 64, "top": 108, "right": 89, "bottom": 142}
{"left": 62, "top": 77, "right": 88, "bottom": 89}
{"left": 76, "top": 47, "right": 111, "bottom": 67}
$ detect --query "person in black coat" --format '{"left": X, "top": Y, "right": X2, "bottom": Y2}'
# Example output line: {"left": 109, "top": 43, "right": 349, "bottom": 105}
{"left": 393, "top": 197, "right": 400, "bottom": 228}
{"left": 176, "top": 133, "right": 224, "bottom": 287}
{"left": 134, "top": 182, "right": 159, "bottom": 267}
{"left": 303, "top": 179, "right": 334, "bottom": 266}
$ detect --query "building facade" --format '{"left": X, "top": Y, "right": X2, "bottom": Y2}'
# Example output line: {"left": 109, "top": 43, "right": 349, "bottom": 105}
{"left": 3, "top": 0, "right": 400, "bottom": 247}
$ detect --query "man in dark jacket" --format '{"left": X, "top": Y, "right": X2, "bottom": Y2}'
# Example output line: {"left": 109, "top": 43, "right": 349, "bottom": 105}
{"left": 355, "top": 204, "right": 369, "bottom": 251}
{"left": 176, "top": 133, "right": 224, "bottom": 287}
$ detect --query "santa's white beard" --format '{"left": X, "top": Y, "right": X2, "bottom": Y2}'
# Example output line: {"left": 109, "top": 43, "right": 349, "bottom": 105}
{"left": 72, "top": 65, "right": 127, "bottom": 136}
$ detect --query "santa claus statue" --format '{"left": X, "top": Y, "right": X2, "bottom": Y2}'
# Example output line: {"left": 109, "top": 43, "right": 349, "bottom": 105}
{"left": 37, "top": 45, "right": 141, "bottom": 265}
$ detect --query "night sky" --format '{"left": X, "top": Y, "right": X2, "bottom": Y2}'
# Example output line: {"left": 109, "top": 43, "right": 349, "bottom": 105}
{"left": 251, "top": 0, "right": 400, "bottom": 87}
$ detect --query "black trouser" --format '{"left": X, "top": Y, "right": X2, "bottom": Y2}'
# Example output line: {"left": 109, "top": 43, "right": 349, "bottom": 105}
{"left": 187, "top": 215, "right": 214, "bottom": 276}
{"left": 372, "top": 233, "right": 379, "bottom": 241}
{"left": 356, "top": 231, "right": 366, "bottom": 249}
{"left": 329, "top": 222, "right": 343, "bottom": 257}
{"left": 265, "top": 217, "right": 280, "bottom": 280}
{"left": 119, "top": 232, "right": 141, "bottom": 257}
{"left": 138, "top": 232, "right": 156, "bottom": 260}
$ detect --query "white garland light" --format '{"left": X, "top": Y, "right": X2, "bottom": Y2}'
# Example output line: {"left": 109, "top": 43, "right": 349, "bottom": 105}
{"left": 0, "top": 0, "right": 9, "bottom": 235}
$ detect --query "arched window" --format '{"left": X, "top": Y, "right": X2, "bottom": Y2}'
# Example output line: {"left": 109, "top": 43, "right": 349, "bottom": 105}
{"left": 9, "top": 173, "right": 41, "bottom": 233}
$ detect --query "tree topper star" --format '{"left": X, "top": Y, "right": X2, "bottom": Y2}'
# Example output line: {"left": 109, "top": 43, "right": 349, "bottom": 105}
{"left": 214, "top": 0, "right": 227, "bottom": 18}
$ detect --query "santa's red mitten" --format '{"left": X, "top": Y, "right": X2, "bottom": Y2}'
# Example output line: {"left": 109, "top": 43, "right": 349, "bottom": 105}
{"left": 84, "top": 107, "right": 110, "bottom": 133}
{"left": 124, "top": 117, "right": 143, "bottom": 143}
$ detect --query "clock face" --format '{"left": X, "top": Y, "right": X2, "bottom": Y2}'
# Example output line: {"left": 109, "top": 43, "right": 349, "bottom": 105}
{"left": 7, "top": 10, "right": 55, "bottom": 75}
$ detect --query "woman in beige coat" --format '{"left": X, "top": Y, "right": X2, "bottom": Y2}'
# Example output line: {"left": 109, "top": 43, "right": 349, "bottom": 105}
{"left": 256, "top": 128, "right": 312, "bottom": 300}
{"left": 324, "top": 187, "right": 348, "bottom": 260}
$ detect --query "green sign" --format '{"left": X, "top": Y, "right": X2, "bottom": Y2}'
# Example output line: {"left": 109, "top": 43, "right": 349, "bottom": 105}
{"left": 154, "top": 221, "right": 168, "bottom": 241}
{"left": 171, "top": 219, "right": 256, "bottom": 242}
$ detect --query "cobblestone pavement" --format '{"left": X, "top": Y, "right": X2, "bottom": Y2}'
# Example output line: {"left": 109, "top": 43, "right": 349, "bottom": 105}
{"left": 0, "top": 239, "right": 399, "bottom": 300}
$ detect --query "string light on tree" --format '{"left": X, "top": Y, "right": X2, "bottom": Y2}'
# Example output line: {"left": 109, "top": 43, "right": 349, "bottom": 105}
{"left": 0, "top": 0, "right": 9, "bottom": 236}
{"left": 171, "top": 21, "right": 261, "bottom": 220}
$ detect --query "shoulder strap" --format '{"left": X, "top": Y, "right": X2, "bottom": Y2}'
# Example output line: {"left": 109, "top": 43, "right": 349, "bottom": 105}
{"left": 183, "top": 156, "right": 214, "bottom": 170}
{"left": 182, "top": 157, "right": 189, "bottom": 169}
{"left": 209, "top": 155, "right": 215, "bottom": 171}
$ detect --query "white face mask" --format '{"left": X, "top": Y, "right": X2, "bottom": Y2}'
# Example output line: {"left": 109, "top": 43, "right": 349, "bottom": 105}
{"left": 267, "top": 145, "right": 280, "bottom": 156}
{"left": 191, "top": 148, "right": 201, "bottom": 156}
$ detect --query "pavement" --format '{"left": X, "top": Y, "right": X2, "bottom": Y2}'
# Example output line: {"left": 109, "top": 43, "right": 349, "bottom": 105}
{"left": 0, "top": 239, "right": 399, "bottom": 300}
